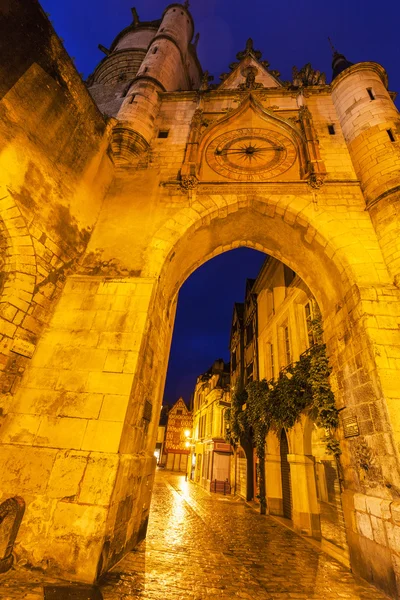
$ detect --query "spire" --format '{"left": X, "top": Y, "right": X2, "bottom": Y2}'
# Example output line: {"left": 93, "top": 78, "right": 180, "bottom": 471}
{"left": 329, "top": 38, "right": 354, "bottom": 80}
{"left": 236, "top": 38, "right": 262, "bottom": 61}
{"left": 131, "top": 7, "right": 139, "bottom": 26}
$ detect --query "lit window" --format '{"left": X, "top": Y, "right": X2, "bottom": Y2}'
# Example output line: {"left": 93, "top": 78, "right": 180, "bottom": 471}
{"left": 305, "top": 302, "right": 316, "bottom": 347}
{"left": 269, "top": 343, "right": 275, "bottom": 380}
{"left": 284, "top": 326, "right": 291, "bottom": 365}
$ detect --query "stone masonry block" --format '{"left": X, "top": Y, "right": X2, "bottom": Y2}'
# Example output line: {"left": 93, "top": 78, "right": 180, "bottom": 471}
{"left": 371, "top": 515, "right": 387, "bottom": 546}
{"left": 35, "top": 416, "right": 88, "bottom": 449}
{"left": 385, "top": 521, "right": 400, "bottom": 553}
{"left": 0, "top": 446, "right": 57, "bottom": 496}
{"left": 99, "top": 394, "right": 129, "bottom": 422}
{"left": 47, "top": 450, "right": 88, "bottom": 499}
{"left": 81, "top": 419, "right": 124, "bottom": 453}
{"left": 78, "top": 453, "right": 119, "bottom": 506}
{"left": 86, "top": 372, "right": 133, "bottom": 395}
{"left": 366, "top": 495, "right": 385, "bottom": 518}
{"left": 354, "top": 492, "right": 367, "bottom": 512}
{"left": 103, "top": 350, "right": 126, "bottom": 373}
{"left": 356, "top": 511, "right": 374, "bottom": 540}
{"left": 391, "top": 501, "right": 400, "bottom": 526}
{"left": 57, "top": 392, "right": 104, "bottom": 420}
{"left": 0, "top": 413, "right": 41, "bottom": 445}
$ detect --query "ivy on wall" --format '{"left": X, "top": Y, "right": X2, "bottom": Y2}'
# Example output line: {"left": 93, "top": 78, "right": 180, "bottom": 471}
{"left": 226, "top": 314, "right": 340, "bottom": 514}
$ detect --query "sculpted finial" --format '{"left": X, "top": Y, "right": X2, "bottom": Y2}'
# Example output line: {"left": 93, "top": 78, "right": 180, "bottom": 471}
{"left": 236, "top": 38, "right": 262, "bottom": 61}
{"left": 131, "top": 7, "right": 139, "bottom": 26}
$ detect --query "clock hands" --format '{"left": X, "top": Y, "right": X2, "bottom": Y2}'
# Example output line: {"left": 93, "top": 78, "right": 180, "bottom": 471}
{"left": 215, "top": 145, "right": 284, "bottom": 156}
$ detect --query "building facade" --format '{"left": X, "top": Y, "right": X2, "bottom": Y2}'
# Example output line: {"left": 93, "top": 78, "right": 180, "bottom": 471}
{"left": 1, "top": 2, "right": 400, "bottom": 595}
{"left": 256, "top": 258, "right": 348, "bottom": 564}
{"left": 189, "top": 360, "right": 231, "bottom": 492}
{"left": 163, "top": 397, "right": 192, "bottom": 471}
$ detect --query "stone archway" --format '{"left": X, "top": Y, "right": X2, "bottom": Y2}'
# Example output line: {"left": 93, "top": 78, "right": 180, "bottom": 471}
{"left": 0, "top": 193, "right": 400, "bottom": 591}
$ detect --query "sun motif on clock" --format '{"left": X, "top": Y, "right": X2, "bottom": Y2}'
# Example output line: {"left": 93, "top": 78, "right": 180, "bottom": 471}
{"left": 205, "top": 127, "right": 296, "bottom": 181}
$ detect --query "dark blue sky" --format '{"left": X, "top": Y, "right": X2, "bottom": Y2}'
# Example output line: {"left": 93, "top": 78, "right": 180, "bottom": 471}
{"left": 41, "top": 0, "right": 400, "bottom": 404}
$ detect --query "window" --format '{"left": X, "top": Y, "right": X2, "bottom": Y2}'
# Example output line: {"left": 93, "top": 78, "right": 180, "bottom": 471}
{"left": 284, "top": 326, "right": 291, "bottom": 366}
{"left": 208, "top": 404, "right": 213, "bottom": 437}
{"left": 176, "top": 409, "right": 182, "bottom": 415}
{"left": 269, "top": 343, "right": 275, "bottom": 380}
{"left": 129, "top": 94, "right": 136, "bottom": 104}
{"left": 328, "top": 124, "right": 335, "bottom": 135}
{"left": 232, "top": 350, "right": 237, "bottom": 372}
{"left": 284, "top": 265, "right": 296, "bottom": 287}
{"left": 153, "top": 47, "right": 158, "bottom": 54}
{"left": 158, "top": 130, "right": 169, "bottom": 139}
{"left": 367, "top": 88, "right": 375, "bottom": 101}
{"left": 246, "top": 323, "right": 253, "bottom": 345}
{"left": 304, "top": 302, "right": 316, "bottom": 347}
{"left": 246, "top": 362, "right": 253, "bottom": 383}
{"left": 387, "top": 129, "right": 396, "bottom": 142}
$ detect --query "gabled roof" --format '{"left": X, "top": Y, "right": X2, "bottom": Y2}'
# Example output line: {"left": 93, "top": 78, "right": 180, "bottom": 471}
{"left": 170, "top": 396, "right": 190, "bottom": 413}
{"left": 217, "top": 38, "right": 283, "bottom": 91}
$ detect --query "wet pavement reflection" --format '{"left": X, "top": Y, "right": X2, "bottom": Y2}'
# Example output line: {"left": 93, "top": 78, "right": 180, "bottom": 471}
{"left": 0, "top": 469, "right": 390, "bottom": 599}
{"left": 100, "top": 470, "right": 389, "bottom": 599}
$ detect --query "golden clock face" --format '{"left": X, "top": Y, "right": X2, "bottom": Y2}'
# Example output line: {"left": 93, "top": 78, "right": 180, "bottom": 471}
{"left": 205, "top": 127, "right": 296, "bottom": 181}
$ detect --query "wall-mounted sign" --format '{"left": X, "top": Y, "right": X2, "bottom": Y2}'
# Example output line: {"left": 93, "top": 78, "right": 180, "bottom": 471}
{"left": 343, "top": 415, "right": 359, "bottom": 438}
{"left": 143, "top": 400, "right": 153, "bottom": 422}
{"left": 11, "top": 338, "right": 35, "bottom": 358}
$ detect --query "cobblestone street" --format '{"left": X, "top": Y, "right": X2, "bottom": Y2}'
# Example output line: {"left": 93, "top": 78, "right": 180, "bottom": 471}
{"left": 0, "top": 469, "right": 390, "bottom": 599}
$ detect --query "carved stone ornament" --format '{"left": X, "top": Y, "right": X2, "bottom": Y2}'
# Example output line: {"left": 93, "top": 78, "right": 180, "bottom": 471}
{"left": 298, "top": 105, "right": 312, "bottom": 120}
{"left": 200, "top": 70, "right": 214, "bottom": 91}
{"left": 0, "top": 496, "right": 25, "bottom": 573}
{"left": 308, "top": 173, "right": 325, "bottom": 189}
{"left": 238, "top": 66, "right": 263, "bottom": 91}
{"left": 180, "top": 175, "right": 199, "bottom": 190}
{"left": 191, "top": 108, "right": 203, "bottom": 128}
{"left": 236, "top": 38, "right": 262, "bottom": 61}
{"left": 292, "top": 63, "right": 326, "bottom": 87}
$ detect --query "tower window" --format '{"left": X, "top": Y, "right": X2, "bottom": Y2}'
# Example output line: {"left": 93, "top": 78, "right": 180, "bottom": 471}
{"left": 143, "top": 67, "right": 148, "bottom": 74}
{"left": 158, "top": 130, "right": 169, "bottom": 138}
{"left": 387, "top": 128, "right": 396, "bottom": 142}
{"left": 153, "top": 47, "right": 158, "bottom": 54}
{"left": 129, "top": 94, "right": 136, "bottom": 104}
{"left": 367, "top": 88, "right": 375, "bottom": 101}
{"left": 328, "top": 124, "right": 335, "bottom": 135}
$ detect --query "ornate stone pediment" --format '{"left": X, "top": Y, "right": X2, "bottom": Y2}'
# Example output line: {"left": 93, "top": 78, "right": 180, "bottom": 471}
{"left": 292, "top": 63, "right": 326, "bottom": 87}
{"left": 217, "top": 39, "right": 282, "bottom": 91}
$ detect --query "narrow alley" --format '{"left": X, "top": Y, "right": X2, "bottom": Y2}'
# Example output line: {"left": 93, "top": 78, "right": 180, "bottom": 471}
{"left": 0, "top": 469, "right": 389, "bottom": 600}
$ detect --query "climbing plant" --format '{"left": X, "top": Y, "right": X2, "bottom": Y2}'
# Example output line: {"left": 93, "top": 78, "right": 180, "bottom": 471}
{"left": 226, "top": 312, "right": 340, "bottom": 514}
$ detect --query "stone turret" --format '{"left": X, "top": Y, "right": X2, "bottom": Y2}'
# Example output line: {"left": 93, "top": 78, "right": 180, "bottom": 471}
{"left": 111, "top": 3, "right": 202, "bottom": 164}
{"left": 331, "top": 55, "right": 400, "bottom": 284}
{"left": 87, "top": 8, "right": 161, "bottom": 117}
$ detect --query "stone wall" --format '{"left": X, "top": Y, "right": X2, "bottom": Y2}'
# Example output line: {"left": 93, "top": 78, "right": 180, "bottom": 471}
{"left": 0, "top": 0, "right": 114, "bottom": 413}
